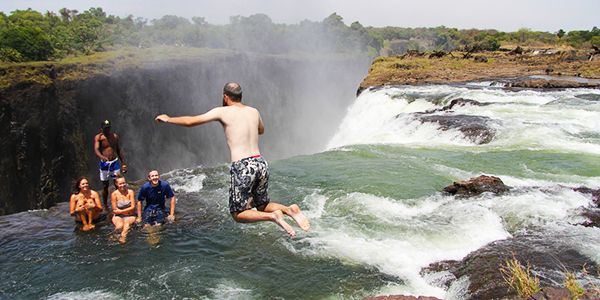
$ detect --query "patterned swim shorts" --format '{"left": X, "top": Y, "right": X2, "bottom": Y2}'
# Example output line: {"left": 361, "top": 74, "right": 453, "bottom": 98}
{"left": 229, "top": 155, "right": 270, "bottom": 214}
{"left": 99, "top": 158, "right": 121, "bottom": 181}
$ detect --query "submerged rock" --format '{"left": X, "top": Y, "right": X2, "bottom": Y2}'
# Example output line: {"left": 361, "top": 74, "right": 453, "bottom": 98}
{"left": 573, "top": 186, "right": 600, "bottom": 227}
{"left": 407, "top": 98, "right": 499, "bottom": 145}
{"left": 444, "top": 175, "right": 510, "bottom": 196}
{"left": 416, "top": 114, "right": 498, "bottom": 144}
{"left": 574, "top": 187, "right": 600, "bottom": 206}
{"left": 439, "top": 98, "right": 487, "bottom": 111}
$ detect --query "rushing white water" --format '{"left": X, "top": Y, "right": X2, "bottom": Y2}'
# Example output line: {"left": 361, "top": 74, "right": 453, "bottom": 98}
{"left": 310, "top": 84, "right": 600, "bottom": 298}
{"left": 328, "top": 85, "right": 600, "bottom": 155}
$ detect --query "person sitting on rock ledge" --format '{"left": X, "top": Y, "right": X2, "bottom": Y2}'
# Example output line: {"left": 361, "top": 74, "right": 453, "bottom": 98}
{"left": 69, "top": 176, "right": 103, "bottom": 231}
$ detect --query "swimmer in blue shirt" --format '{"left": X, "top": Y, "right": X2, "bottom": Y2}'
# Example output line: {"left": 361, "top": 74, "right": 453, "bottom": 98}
{"left": 136, "top": 170, "right": 176, "bottom": 227}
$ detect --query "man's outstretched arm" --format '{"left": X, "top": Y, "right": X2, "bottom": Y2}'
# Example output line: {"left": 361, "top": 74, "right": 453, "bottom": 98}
{"left": 156, "top": 108, "right": 222, "bottom": 127}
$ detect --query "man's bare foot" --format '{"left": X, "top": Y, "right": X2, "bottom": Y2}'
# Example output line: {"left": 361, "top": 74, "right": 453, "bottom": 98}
{"left": 289, "top": 204, "right": 310, "bottom": 232}
{"left": 272, "top": 210, "right": 296, "bottom": 237}
{"left": 82, "top": 224, "right": 90, "bottom": 231}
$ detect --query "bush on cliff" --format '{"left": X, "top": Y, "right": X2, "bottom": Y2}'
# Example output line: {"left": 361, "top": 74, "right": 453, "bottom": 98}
{"left": 0, "top": 46, "right": 22, "bottom": 62}
{"left": 0, "top": 26, "right": 54, "bottom": 61}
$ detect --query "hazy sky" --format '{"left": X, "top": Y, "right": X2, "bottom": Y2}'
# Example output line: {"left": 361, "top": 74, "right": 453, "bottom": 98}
{"left": 1, "top": 0, "right": 598, "bottom": 33}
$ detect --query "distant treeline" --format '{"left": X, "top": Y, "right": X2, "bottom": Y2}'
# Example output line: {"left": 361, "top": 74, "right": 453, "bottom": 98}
{"left": 0, "top": 7, "right": 599, "bottom": 62}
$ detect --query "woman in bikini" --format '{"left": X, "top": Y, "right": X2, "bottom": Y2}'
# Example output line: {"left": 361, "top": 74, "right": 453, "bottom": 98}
{"left": 69, "top": 176, "right": 103, "bottom": 231}
{"left": 111, "top": 175, "right": 136, "bottom": 239}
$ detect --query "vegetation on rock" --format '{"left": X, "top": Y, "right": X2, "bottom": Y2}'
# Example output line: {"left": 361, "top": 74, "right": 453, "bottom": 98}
{"left": 360, "top": 48, "right": 600, "bottom": 89}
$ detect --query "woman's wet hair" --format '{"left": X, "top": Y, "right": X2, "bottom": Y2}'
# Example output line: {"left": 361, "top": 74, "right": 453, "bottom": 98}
{"left": 74, "top": 176, "right": 87, "bottom": 193}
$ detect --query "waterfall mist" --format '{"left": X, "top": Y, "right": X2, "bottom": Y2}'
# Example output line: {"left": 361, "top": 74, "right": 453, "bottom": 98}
{"left": 80, "top": 52, "right": 370, "bottom": 182}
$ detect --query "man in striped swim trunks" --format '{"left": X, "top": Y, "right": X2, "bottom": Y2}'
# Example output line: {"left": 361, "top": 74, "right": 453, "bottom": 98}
{"left": 155, "top": 82, "right": 310, "bottom": 236}
{"left": 94, "top": 119, "right": 127, "bottom": 209}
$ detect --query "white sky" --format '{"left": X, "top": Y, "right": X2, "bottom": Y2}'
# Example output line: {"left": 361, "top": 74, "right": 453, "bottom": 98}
{"left": 1, "top": 0, "right": 598, "bottom": 33}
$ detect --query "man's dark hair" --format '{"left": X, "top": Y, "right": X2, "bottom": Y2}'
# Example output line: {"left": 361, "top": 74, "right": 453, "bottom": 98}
{"left": 223, "top": 82, "right": 242, "bottom": 102}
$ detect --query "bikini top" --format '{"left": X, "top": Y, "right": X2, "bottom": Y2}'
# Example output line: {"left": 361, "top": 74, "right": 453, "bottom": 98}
{"left": 116, "top": 200, "right": 131, "bottom": 209}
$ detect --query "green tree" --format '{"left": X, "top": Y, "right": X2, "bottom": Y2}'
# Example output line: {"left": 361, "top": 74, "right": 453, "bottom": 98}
{"left": 58, "top": 8, "right": 78, "bottom": 21}
{"left": 557, "top": 29, "right": 565, "bottom": 38}
{"left": 591, "top": 36, "right": 600, "bottom": 50}
{"left": 482, "top": 36, "right": 500, "bottom": 50}
{"left": 0, "top": 12, "right": 8, "bottom": 30}
{"left": 0, "top": 26, "right": 54, "bottom": 60}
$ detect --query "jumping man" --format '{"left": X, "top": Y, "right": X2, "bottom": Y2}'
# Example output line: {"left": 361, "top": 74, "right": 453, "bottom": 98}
{"left": 155, "top": 82, "right": 309, "bottom": 236}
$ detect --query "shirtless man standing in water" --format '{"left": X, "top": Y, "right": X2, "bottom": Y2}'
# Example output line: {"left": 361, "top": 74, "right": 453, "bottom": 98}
{"left": 94, "top": 120, "right": 127, "bottom": 209}
{"left": 155, "top": 82, "right": 310, "bottom": 236}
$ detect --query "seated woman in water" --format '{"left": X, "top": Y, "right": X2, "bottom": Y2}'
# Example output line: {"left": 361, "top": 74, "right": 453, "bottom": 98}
{"left": 111, "top": 175, "right": 136, "bottom": 239}
{"left": 74, "top": 194, "right": 96, "bottom": 230}
{"left": 69, "top": 176, "right": 103, "bottom": 231}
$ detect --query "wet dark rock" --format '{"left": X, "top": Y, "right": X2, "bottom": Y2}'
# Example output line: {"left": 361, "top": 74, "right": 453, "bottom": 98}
{"left": 580, "top": 208, "right": 600, "bottom": 227}
{"left": 525, "top": 287, "right": 600, "bottom": 300}
{"left": 438, "top": 98, "right": 486, "bottom": 111}
{"left": 573, "top": 187, "right": 600, "bottom": 206}
{"left": 512, "top": 79, "right": 598, "bottom": 89}
{"left": 421, "top": 236, "right": 599, "bottom": 300}
{"left": 0, "top": 80, "right": 86, "bottom": 215}
{"left": 573, "top": 186, "right": 600, "bottom": 227}
{"left": 575, "top": 94, "right": 600, "bottom": 101}
{"left": 415, "top": 114, "right": 498, "bottom": 144}
{"left": 444, "top": 175, "right": 510, "bottom": 196}
{"left": 363, "top": 288, "right": 599, "bottom": 300}
{"left": 408, "top": 98, "right": 498, "bottom": 144}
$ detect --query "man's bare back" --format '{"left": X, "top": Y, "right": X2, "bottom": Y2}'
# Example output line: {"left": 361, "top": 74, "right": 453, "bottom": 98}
{"left": 201, "top": 104, "right": 264, "bottom": 162}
